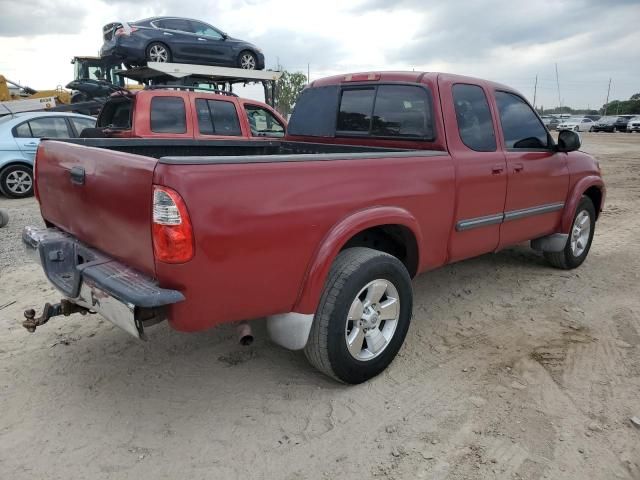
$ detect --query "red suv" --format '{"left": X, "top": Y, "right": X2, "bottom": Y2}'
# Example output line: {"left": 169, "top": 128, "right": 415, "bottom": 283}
{"left": 93, "top": 88, "right": 287, "bottom": 140}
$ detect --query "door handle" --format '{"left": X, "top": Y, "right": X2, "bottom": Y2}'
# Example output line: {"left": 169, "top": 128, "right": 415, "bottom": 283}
{"left": 513, "top": 163, "right": 524, "bottom": 173}
{"left": 491, "top": 164, "right": 504, "bottom": 174}
{"left": 163, "top": 32, "right": 173, "bottom": 36}
{"left": 69, "top": 166, "right": 85, "bottom": 185}
{"left": 197, "top": 37, "right": 207, "bottom": 41}
{"left": 25, "top": 142, "right": 38, "bottom": 146}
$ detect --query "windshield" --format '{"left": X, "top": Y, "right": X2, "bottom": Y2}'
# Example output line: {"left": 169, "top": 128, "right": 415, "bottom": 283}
{"left": 600, "top": 116, "right": 616, "bottom": 123}
{"left": 75, "top": 60, "right": 123, "bottom": 86}
{"left": 566, "top": 117, "right": 584, "bottom": 123}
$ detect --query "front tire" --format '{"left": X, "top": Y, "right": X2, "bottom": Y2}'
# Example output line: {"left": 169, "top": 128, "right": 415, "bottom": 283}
{"left": 304, "top": 247, "right": 413, "bottom": 384}
{"left": 544, "top": 196, "right": 596, "bottom": 269}
{"left": 146, "top": 42, "right": 171, "bottom": 63}
{"left": 238, "top": 50, "right": 257, "bottom": 70}
{"left": 0, "top": 165, "right": 34, "bottom": 198}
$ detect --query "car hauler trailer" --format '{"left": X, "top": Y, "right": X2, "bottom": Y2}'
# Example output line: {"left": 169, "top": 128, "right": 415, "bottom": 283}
{"left": 115, "top": 62, "right": 282, "bottom": 107}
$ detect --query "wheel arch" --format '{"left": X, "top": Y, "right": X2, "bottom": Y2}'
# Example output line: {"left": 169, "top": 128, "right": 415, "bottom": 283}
{"left": 293, "top": 206, "right": 423, "bottom": 314}
{"left": 0, "top": 159, "right": 34, "bottom": 174}
{"left": 561, "top": 176, "right": 605, "bottom": 232}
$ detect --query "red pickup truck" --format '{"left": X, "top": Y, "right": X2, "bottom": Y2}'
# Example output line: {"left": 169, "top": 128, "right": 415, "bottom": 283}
{"left": 23, "top": 71, "right": 605, "bottom": 384}
{"left": 89, "top": 88, "right": 287, "bottom": 139}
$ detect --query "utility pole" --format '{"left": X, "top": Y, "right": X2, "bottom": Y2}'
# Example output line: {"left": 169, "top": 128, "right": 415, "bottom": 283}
{"left": 555, "top": 63, "right": 562, "bottom": 110}
{"left": 604, "top": 78, "right": 611, "bottom": 115}
{"left": 307, "top": 63, "right": 310, "bottom": 83}
{"left": 533, "top": 74, "right": 538, "bottom": 109}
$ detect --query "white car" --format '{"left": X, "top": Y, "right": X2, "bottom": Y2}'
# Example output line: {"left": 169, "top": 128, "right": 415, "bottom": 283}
{"left": 627, "top": 116, "right": 640, "bottom": 133}
{"left": 557, "top": 117, "right": 595, "bottom": 132}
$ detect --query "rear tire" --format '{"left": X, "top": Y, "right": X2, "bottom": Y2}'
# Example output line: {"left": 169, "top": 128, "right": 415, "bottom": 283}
{"left": 544, "top": 196, "right": 595, "bottom": 269}
{"left": 0, "top": 165, "right": 34, "bottom": 199}
{"left": 146, "top": 42, "right": 171, "bottom": 63}
{"left": 304, "top": 247, "right": 413, "bottom": 384}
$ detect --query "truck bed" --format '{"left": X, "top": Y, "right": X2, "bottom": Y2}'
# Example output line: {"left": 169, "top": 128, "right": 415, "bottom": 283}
{"left": 35, "top": 137, "right": 453, "bottom": 331}
{"left": 56, "top": 138, "right": 445, "bottom": 161}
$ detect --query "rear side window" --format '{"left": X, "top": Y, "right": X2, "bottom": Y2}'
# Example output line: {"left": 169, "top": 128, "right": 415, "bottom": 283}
{"left": 495, "top": 91, "right": 548, "bottom": 149}
{"left": 337, "top": 85, "right": 433, "bottom": 139}
{"left": 13, "top": 122, "right": 32, "bottom": 138}
{"left": 371, "top": 85, "right": 431, "bottom": 138}
{"left": 151, "top": 97, "right": 187, "bottom": 134}
{"left": 27, "top": 117, "right": 70, "bottom": 138}
{"left": 288, "top": 85, "right": 339, "bottom": 137}
{"left": 195, "top": 99, "right": 241, "bottom": 136}
{"left": 452, "top": 84, "right": 496, "bottom": 152}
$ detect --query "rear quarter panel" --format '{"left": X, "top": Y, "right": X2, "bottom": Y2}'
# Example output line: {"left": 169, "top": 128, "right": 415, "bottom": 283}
{"left": 153, "top": 154, "right": 455, "bottom": 331}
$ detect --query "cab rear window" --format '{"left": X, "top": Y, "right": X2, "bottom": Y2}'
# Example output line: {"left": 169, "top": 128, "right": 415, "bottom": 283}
{"left": 97, "top": 98, "right": 132, "bottom": 129}
{"left": 289, "top": 83, "right": 434, "bottom": 140}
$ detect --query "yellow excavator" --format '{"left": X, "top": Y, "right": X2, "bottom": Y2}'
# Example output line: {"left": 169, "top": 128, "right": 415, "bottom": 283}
{"left": 0, "top": 75, "right": 71, "bottom": 113}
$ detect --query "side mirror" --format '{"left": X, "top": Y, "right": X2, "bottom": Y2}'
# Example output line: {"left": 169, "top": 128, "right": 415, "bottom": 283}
{"left": 557, "top": 130, "right": 581, "bottom": 152}
{"left": 222, "top": 32, "right": 228, "bottom": 40}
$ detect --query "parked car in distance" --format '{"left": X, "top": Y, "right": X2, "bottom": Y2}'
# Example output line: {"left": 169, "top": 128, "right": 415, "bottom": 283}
{"left": 614, "top": 114, "right": 635, "bottom": 132}
{"left": 101, "top": 17, "right": 265, "bottom": 70}
{"left": 0, "top": 111, "right": 95, "bottom": 198}
{"left": 557, "top": 117, "right": 595, "bottom": 132}
{"left": 627, "top": 116, "right": 640, "bottom": 132}
{"left": 84, "top": 88, "right": 286, "bottom": 140}
{"left": 25, "top": 71, "right": 605, "bottom": 384}
{"left": 592, "top": 116, "right": 618, "bottom": 132}
{"left": 541, "top": 116, "right": 560, "bottom": 130}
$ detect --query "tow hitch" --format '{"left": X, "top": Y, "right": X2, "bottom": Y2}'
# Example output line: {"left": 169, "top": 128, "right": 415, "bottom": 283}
{"left": 22, "top": 300, "right": 91, "bottom": 333}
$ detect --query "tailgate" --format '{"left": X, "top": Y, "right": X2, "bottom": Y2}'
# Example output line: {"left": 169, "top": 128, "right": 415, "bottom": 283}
{"left": 36, "top": 140, "right": 157, "bottom": 277}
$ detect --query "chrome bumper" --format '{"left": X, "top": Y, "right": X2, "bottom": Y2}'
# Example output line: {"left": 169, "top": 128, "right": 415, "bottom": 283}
{"left": 23, "top": 226, "right": 184, "bottom": 339}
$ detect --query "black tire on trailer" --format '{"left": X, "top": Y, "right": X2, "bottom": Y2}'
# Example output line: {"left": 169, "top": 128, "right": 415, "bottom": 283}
{"left": 304, "top": 247, "right": 413, "bottom": 384}
{"left": 544, "top": 196, "right": 596, "bottom": 269}
{"left": 0, "top": 164, "right": 34, "bottom": 199}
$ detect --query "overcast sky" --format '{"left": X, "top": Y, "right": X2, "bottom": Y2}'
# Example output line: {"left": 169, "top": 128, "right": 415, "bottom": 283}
{"left": 1, "top": 0, "right": 639, "bottom": 109}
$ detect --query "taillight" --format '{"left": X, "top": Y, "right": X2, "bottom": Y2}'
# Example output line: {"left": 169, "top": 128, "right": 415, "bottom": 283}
{"left": 33, "top": 148, "right": 40, "bottom": 201}
{"left": 115, "top": 26, "right": 138, "bottom": 37}
{"left": 152, "top": 186, "right": 194, "bottom": 263}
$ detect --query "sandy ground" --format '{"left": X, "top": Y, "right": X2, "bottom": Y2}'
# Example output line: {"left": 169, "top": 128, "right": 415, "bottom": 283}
{"left": 1, "top": 133, "right": 639, "bottom": 480}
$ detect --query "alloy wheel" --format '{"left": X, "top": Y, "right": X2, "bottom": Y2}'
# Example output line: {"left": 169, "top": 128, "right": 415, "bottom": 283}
{"left": 240, "top": 53, "right": 256, "bottom": 69}
{"left": 5, "top": 170, "right": 32, "bottom": 195}
{"left": 149, "top": 45, "right": 169, "bottom": 62}
{"left": 345, "top": 279, "right": 400, "bottom": 361}
{"left": 570, "top": 210, "right": 591, "bottom": 257}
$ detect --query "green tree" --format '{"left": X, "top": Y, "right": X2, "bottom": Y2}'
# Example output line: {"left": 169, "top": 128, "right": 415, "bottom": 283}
{"left": 600, "top": 93, "right": 640, "bottom": 115}
{"left": 275, "top": 70, "right": 307, "bottom": 117}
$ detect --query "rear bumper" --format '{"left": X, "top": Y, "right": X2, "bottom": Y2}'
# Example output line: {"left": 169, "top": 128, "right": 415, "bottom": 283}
{"left": 23, "top": 226, "right": 184, "bottom": 338}
{"left": 100, "top": 39, "right": 145, "bottom": 64}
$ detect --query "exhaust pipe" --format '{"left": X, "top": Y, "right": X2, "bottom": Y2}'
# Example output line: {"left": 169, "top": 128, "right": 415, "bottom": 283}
{"left": 237, "top": 321, "right": 253, "bottom": 346}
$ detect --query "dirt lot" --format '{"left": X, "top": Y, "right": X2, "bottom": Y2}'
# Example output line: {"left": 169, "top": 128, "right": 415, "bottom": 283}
{"left": 1, "top": 133, "right": 639, "bottom": 480}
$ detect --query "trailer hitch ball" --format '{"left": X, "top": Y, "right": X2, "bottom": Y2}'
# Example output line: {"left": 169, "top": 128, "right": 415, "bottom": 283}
{"left": 22, "top": 301, "right": 90, "bottom": 333}
{"left": 23, "top": 309, "right": 37, "bottom": 332}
